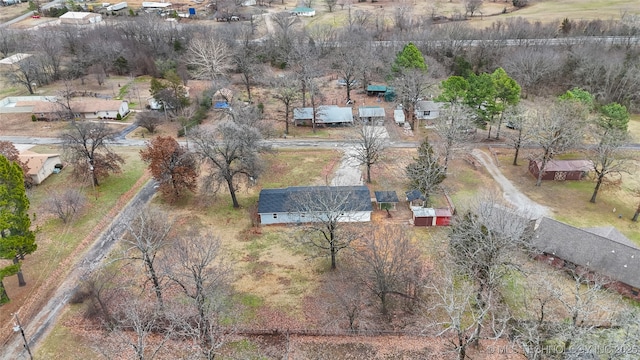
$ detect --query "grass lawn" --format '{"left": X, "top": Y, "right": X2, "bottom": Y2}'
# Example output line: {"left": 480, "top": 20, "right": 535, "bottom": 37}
{"left": 496, "top": 149, "right": 640, "bottom": 244}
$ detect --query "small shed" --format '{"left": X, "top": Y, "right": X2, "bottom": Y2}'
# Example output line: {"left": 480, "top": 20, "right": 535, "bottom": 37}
{"left": 358, "top": 106, "right": 385, "bottom": 125}
{"left": 290, "top": 7, "right": 315, "bottom": 16}
{"left": 528, "top": 159, "right": 592, "bottom": 181}
{"left": 374, "top": 191, "right": 399, "bottom": 210}
{"left": 394, "top": 109, "right": 405, "bottom": 126}
{"left": 412, "top": 207, "right": 436, "bottom": 226}
{"left": 366, "top": 85, "right": 387, "bottom": 97}
{"left": 434, "top": 208, "right": 452, "bottom": 226}
{"left": 406, "top": 189, "right": 425, "bottom": 207}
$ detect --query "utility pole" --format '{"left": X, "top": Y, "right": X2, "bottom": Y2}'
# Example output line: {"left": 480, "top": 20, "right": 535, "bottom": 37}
{"left": 12, "top": 313, "right": 33, "bottom": 360}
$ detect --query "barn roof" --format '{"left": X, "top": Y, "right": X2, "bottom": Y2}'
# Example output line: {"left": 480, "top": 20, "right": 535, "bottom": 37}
{"left": 533, "top": 159, "right": 593, "bottom": 172}
{"left": 532, "top": 217, "right": 640, "bottom": 289}
{"left": 374, "top": 191, "right": 399, "bottom": 204}
{"left": 358, "top": 106, "right": 385, "bottom": 118}
{"left": 60, "top": 11, "right": 99, "bottom": 19}
{"left": 412, "top": 207, "right": 436, "bottom": 217}
{"left": 258, "top": 186, "right": 372, "bottom": 214}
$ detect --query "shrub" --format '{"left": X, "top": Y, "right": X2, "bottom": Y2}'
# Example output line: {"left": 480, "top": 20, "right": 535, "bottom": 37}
{"left": 31, "top": 114, "right": 37, "bottom": 122}
{"left": 512, "top": 0, "right": 528, "bottom": 8}
{"left": 116, "top": 113, "right": 122, "bottom": 120}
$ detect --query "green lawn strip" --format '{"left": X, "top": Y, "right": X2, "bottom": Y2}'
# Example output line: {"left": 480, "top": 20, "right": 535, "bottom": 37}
{"left": 35, "top": 305, "right": 101, "bottom": 360}
{"left": 259, "top": 149, "right": 341, "bottom": 188}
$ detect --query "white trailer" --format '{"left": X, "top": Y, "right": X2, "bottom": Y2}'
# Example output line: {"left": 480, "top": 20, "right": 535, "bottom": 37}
{"left": 106, "top": 2, "right": 127, "bottom": 11}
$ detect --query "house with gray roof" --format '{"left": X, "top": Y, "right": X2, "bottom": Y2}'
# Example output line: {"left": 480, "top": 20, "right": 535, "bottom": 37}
{"left": 414, "top": 101, "right": 443, "bottom": 121}
{"left": 358, "top": 106, "right": 385, "bottom": 125}
{"left": 293, "top": 106, "right": 353, "bottom": 126}
{"left": 258, "top": 186, "right": 372, "bottom": 225}
{"left": 532, "top": 217, "right": 640, "bottom": 300}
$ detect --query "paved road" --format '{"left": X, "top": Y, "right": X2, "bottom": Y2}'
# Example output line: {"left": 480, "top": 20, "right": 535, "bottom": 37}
{"left": 2, "top": 179, "right": 158, "bottom": 360}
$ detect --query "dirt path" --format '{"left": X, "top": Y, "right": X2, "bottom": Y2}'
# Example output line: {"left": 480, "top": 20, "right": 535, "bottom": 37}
{"left": 472, "top": 149, "right": 550, "bottom": 220}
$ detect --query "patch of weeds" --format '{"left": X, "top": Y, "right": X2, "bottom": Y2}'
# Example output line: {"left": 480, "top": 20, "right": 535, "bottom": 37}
{"left": 234, "top": 293, "right": 264, "bottom": 322}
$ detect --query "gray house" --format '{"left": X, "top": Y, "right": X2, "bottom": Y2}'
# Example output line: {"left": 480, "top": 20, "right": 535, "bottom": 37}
{"left": 258, "top": 186, "right": 372, "bottom": 225}
{"left": 293, "top": 106, "right": 353, "bottom": 126}
{"left": 358, "top": 106, "right": 385, "bottom": 125}
{"left": 414, "top": 101, "right": 442, "bottom": 121}
{"left": 532, "top": 217, "right": 640, "bottom": 300}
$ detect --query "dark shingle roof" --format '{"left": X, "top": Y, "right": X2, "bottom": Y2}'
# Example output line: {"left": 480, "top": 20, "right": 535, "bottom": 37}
{"left": 258, "top": 186, "right": 372, "bottom": 214}
{"left": 374, "top": 191, "right": 399, "bottom": 203}
{"left": 405, "top": 189, "right": 426, "bottom": 202}
{"left": 533, "top": 217, "right": 640, "bottom": 289}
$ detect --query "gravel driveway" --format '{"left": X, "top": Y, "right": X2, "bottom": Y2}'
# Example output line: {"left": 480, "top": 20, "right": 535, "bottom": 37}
{"left": 472, "top": 149, "right": 550, "bottom": 220}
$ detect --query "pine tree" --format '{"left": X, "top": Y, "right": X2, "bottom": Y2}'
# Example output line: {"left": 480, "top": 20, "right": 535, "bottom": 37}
{"left": 0, "top": 155, "right": 37, "bottom": 305}
{"left": 405, "top": 138, "right": 446, "bottom": 207}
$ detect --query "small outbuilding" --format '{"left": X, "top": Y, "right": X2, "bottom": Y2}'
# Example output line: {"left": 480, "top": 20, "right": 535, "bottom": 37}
{"left": 434, "top": 208, "right": 452, "bottom": 226}
{"left": 411, "top": 207, "right": 435, "bottom": 226}
{"left": 394, "top": 109, "right": 405, "bottom": 126}
{"left": 59, "top": 12, "right": 102, "bottom": 25}
{"left": 528, "top": 159, "right": 592, "bottom": 181}
{"left": 374, "top": 191, "right": 399, "bottom": 210}
{"left": 405, "top": 189, "right": 426, "bottom": 207}
{"left": 366, "top": 84, "right": 387, "bottom": 97}
{"left": 290, "top": 7, "right": 315, "bottom": 16}
{"left": 358, "top": 106, "right": 385, "bottom": 125}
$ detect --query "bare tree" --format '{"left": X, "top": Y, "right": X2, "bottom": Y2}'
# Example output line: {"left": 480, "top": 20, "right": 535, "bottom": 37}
{"left": 167, "top": 230, "right": 232, "bottom": 360}
{"left": 529, "top": 101, "right": 586, "bottom": 186}
{"left": 503, "top": 104, "right": 533, "bottom": 166}
{"left": 324, "top": 0, "right": 338, "bottom": 12}
{"left": 190, "top": 116, "right": 267, "bottom": 208}
{"left": 433, "top": 102, "right": 474, "bottom": 172}
{"left": 348, "top": 122, "right": 387, "bottom": 184}
{"left": 464, "top": 0, "right": 483, "bottom": 17}
{"left": 426, "top": 265, "right": 493, "bottom": 360}
{"left": 62, "top": 121, "right": 125, "bottom": 186}
{"left": 323, "top": 264, "right": 369, "bottom": 331}
{"left": 0, "top": 28, "right": 18, "bottom": 58}
{"left": 7, "top": 55, "right": 43, "bottom": 94}
{"left": 186, "top": 36, "right": 232, "bottom": 80}
{"left": 44, "top": 189, "right": 86, "bottom": 224}
{"left": 107, "top": 295, "right": 174, "bottom": 360}
{"left": 272, "top": 73, "right": 300, "bottom": 136}
{"left": 354, "top": 224, "right": 425, "bottom": 315}
{"left": 394, "top": 68, "right": 431, "bottom": 131}
{"left": 503, "top": 47, "right": 563, "bottom": 97}
{"left": 332, "top": 32, "right": 365, "bottom": 102}
{"left": 552, "top": 270, "right": 610, "bottom": 354}
{"left": 136, "top": 111, "right": 164, "bottom": 134}
{"left": 121, "top": 206, "right": 173, "bottom": 309}
{"left": 587, "top": 123, "right": 632, "bottom": 203}
{"left": 290, "top": 186, "right": 369, "bottom": 269}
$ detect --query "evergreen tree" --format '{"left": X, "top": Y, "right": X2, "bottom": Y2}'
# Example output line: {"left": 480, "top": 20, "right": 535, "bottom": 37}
{"left": 0, "top": 155, "right": 37, "bottom": 305}
{"left": 392, "top": 42, "right": 427, "bottom": 74}
{"left": 405, "top": 138, "right": 446, "bottom": 207}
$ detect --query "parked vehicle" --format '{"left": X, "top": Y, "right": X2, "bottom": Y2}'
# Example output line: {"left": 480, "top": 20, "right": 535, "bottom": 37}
{"left": 337, "top": 79, "right": 358, "bottom": 87}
